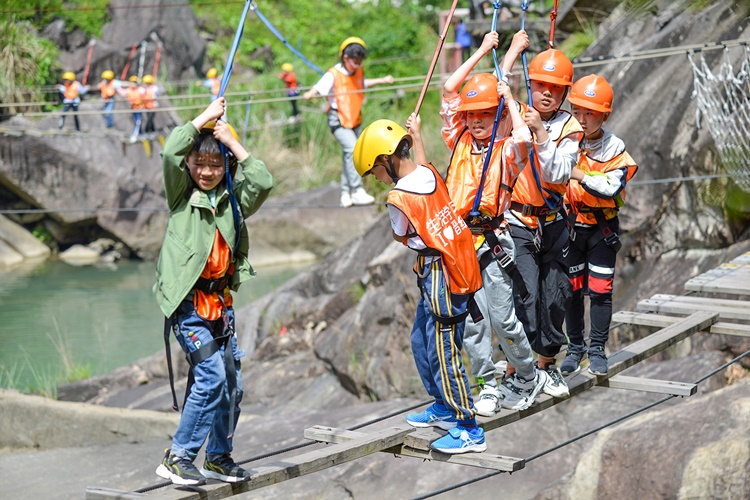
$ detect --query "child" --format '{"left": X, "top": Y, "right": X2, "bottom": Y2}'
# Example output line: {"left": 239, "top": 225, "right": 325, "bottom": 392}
{"left": 58, "top": 71, "right": 88, "bottom": 131}
{"left": 440, "top": 31, "right": 547, "bottom": 417}
{"left": 278, "top": 62, "right": 300, "bottom": 119}
{"left": 352, "top": 114, "right": 486, "bottom": 454}
{"left": 142, "top": 74, "right": 164, "bottom": 133}
{"left": 561, "top": 74, "right": 638, "bottom": 376}
{"left": 303, "top": 36, "right": 394, "bottom": 208}
{"left": 203, "top": 67, "right": 221, "bottom": 102}
{"left": 501, "top": 48, "right": 584, "bottom": 398}
{"left": 154, "top": 97, "right": 273, "bottom": 484}
{"left": 97, "top": 70, "right": 121, "bottom": 129}
{"left": 117, "top": 76, "right": 145, "bottom": 142}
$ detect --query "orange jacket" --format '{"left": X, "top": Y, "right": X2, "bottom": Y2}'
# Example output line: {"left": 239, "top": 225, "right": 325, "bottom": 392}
{"left": 127, "top": 87, "right": 144, "bottom": 110}
{"left": 100, "top": 80, "right": 116, "bottom": 99}
{"left": 143, "top": 85, "right": 159, "bottom": 110}
{"left": 388, "top": 164, "right": 482, "bottom": 295}
{"left": 62, "top": 81, "right": 81, "bottom": 101}
{"left": 330, "top": 66, "right": 365, "bottom": 129}
{"left": 566, "top": 149, "right": 638, "bottom": 225}
{"left": 510, "top": 108, "right": 583, "bottom": 228}
{"left": 193, "top": 229, "right": 234, "bottom": 320}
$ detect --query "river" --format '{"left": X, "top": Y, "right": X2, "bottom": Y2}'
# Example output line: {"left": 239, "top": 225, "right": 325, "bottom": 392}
{"left": 0, "top": 258, "right": 312, "bottom": 394}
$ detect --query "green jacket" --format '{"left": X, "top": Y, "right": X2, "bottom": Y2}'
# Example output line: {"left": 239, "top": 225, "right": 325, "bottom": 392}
{"left": 154, "top": 123, "right": 273, "bottom": 317}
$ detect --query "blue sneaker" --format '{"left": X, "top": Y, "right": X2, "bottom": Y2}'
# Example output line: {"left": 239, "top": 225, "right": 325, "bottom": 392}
{"left": 430, "top": 426, "right": 487, "bottom": 454}
{"left": 406, "top": 403, "right": 458, "bottom": 430}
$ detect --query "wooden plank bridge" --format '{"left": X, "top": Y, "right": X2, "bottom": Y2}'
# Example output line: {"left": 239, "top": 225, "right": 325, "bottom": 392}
{"left": 86, "top": 252, "right": 750, "bottom": 500}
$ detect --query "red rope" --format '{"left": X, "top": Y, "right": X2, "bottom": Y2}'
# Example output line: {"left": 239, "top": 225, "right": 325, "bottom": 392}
{"left": 120, "top": 44, "right": 137, "bottom": 80}
{"left": 81, "top": 40, "right": 95, "bottom": 86}
{"left": 549, "top": 0, "right": 559, "bottom": 49}
{"left": 152, "top": 43, "right": 162, "bottom": 78}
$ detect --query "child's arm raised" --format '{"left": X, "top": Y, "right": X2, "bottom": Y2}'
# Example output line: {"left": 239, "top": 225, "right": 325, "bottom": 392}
{"left": 500, "top": 30, "right": 529, "bottom": 75}
{"left": 497, "top": 80, "right": 523, "bottom": 131}
{"left": 406, "top": 112, "right": 427, "bottom": 165}
{"left": 365, "top": 75, "right": 395, "bottom": 87}
{"left": 443, "top": 31, "right": 499, "bottom": 99}
{"left": 214, "top": 120, "right": 249, "bottom": 162}
{"left": 192, "top": 97, "right": 226, "bottom": 130}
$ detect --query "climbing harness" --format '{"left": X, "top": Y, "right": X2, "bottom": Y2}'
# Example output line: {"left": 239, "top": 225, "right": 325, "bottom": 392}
{"left": 413, "top": 0, "right": 460, "bottom": 116}
{"left": 249, "top": 1, "right": 324, "bottom": 76}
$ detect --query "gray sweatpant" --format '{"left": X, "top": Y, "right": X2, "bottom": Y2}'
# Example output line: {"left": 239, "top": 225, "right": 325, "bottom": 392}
{"left": 463, "top": 230, "right": 536, "bottom": 385}
{"left": 328, "top": 109, "right": 363, "bottom": 194}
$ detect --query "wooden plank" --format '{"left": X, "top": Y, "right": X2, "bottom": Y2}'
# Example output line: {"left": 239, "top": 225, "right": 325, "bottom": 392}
{"left": 303, "top": 426, "right": 524, "bottom": 472}
{"left": 684, "top": 252, "right": 750, "bottom": 295}
{"left": 85, "top": 488, "right": 146, "bottom": 500}
{"left": 120, "top": 426, "right": 413, "bottom": 499}
{"left": 602, "top": 375, "right": 697, "bottom": 396}
{"left": 612, "top": 311, "right": 750, "bottom": 337}
{"left": 404, "top": 311, "right": 718, "bottom": 453}
{"left": 637, "top": 294, "right": 750, "bottom": 321}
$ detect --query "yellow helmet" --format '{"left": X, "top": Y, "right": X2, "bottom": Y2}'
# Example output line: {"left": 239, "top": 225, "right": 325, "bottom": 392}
{"left": 101, "top": 70, "right": 115, "bottom": 80}
{"left": 339, "top": 36, "right": 366, "bottom": 56}
{"left": 281, "top": 63, "right": 293, "bottom": 73}
{"left": 201, "top": 119, "right": 239, "bottom": 142}
{"left": 142, "top": 74, "right": 154, "bottom": 84}
{"left": 128, "top": 75, "right": 139, "bottom": 83}
{"left": 206, "top": 67, "right": 218, "bottom": 79}
{"left": 353, "top": 119, "right": 411, "bottom": 177}
{"left": 62, "top": 71, "right": 75, "bottom": 81}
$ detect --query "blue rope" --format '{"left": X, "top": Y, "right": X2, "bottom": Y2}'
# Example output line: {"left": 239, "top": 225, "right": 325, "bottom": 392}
{"left": 469, "top": 1, "right": 505, "bottom": 220}
{"left": 250, "top": 2, "right": 324, "bottom": 76}
{"left": 520, "top": 0, "right": 561, "bottom": 211}
{"left": 218, "top": 0, "right": 253, "bottom": 254}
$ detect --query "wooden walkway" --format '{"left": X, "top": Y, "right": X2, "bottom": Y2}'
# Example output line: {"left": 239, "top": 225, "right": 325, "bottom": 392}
{"left": 86, "top": 253, "right": 750, "bottom": 500}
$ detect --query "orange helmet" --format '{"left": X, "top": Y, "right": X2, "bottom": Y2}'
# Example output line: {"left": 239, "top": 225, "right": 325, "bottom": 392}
{"left": 528, "top": 49, "right": 574, "bottom": 87}
{"left": 568, "top": 74, "right": 613, "bottom": 113}
{"left": 457, "top": 73, "right": 500, "bottom": 112}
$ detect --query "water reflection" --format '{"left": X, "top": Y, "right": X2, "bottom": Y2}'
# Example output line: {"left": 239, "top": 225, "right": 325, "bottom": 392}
{"left": 0, "top": 259, "right": 312, "bottom": 392}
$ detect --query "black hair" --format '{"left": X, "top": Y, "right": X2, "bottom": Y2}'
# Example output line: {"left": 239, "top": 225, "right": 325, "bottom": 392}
{"left": 394, "top": 138, "right": 411, "bottom": 159}
{"left": 342, "top": 43, "right": 367, "bottom": 62}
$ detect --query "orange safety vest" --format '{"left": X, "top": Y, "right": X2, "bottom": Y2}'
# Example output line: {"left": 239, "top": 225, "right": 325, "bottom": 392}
{"left": 100, "top": 80, "right": 116, "bottom": 99}
{"left": 143, "top": 85, "right": 158, "bottom": 110}
{"left": 63, "top": 81, "right": 81, "bottom": 100}
{"left": 330, "top": 66, "right": 365, "bottom": 129}
{"left": 444, "top": 128, "right": 518, "bottom": 220}
{"left": 194, "top": 229, "right": 234, "bottom": 320}
{"left": 510, "top": 108, "right": 584, "bottom": 228}
{"left": 282, "top": 72, "right": 298, "bottom": 89}
{"left": 387, "top": 164, "right": 482, "bottom": 295}
{"left": 127, "top": 87, "right": 144, "bottom": 110}
{"left": 566, "top": 149, "right": 638, "bottom": 225}
{"left": 210, "top": 78, "right": 221, "bottom": 96}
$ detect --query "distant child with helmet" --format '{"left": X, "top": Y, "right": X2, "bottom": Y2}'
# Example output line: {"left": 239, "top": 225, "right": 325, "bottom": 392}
{"left": 117, "top": 76, "right": 146, "bottom": 142}
{"left": 499, "top": 46, "right": 584, "bottom": 399}
{"left": 353, "top": 113, "right": 486, "bottom": 454}
{"left": 441, "top": 31, "right": 548, "bottom": 416}
{"left": 97, "top": 70, "right": 122, "bottom": 129}
{"left": 561, "top": 74, "right": 638, "bottom": 376}
{"left": 202, "top": 68, "right": 221, "bottom": 102}
{"left": 278, "top": 62, "right": 300, "bottom": 119}
{"left": 303, "top": 36, "right": 395, "bottom": 208}
{"left": 58, "top": 71, "right": 89, "bottom": 131}
{"left": 154, "top": 96, "right": 273, "bottom": 485}
{"left": 142, "top": 74, "right": 164, "bottom": 133}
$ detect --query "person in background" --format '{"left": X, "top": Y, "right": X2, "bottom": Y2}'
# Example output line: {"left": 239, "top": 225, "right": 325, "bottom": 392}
{"left": 353, "top": 114, "right": 486, "bottom": 454}
{"left": 202, "top": 67, "right": 221, "bottom": 102}
{"left": 561, "top": 74, "right": 638, "bottom": 376}
{"left": 454, "top": 17, "right": 473, "bottom": 62}
{"left": 142, "top": 74, "right": 164, "bottom": 134}
{"left": 58, "top": 71, "right": 88, "bottom": 131}
{"left": 118, "top": 76, "right": 145, "bottom": 142}
{"left": 154, "top": 97, "right": 273, "bottom": 485}
{"left": 279, "top": 62, "right": 300, "bottom": 120}
{"left": 97, "top": 70, "right": 122, "bottom": 129}
{"left": 303, "top": 36, "right": 394, "bottom": 208}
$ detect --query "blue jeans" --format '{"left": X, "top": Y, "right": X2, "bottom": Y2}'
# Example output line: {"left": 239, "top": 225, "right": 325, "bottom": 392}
{"left": 410, "top": 257, "right": 476, "bottom": 424}
{"left": 103, "top": 99, "right": 115, "bottom": 128}
{"left": 131, "top": 111, "right": 142, "bottom": 137}
{"left": 171, "top": 300, "right": 244, "bottom": 461}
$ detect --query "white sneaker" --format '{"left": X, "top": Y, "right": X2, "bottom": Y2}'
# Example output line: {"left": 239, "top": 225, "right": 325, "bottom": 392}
{"left": 542, "top": 363, "right": 570, "bottom": 398}
{"left": 350, "top": 187, "right": 375, "bottom": 205}
{"left": 500, "top": 368, "right": 549, "bottom": 411}
{"left": 474, "top": 385, "right": 502, "bottom": 417}
{"left": 340, "top": 191, "right": 353, "bottom": 208}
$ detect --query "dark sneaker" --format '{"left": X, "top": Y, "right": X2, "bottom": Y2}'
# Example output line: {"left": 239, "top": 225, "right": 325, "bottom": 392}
{"left": 155, "top": 448, "right": 206, "bottom": 486}
{"left": 560, "top": 343, "right": 587, "bottom": 375}
{"left": 588, "top": 346, "right": 608, "bottom": 375}
{"left": 542, "top": 363, "right": 570, "bottom": 398}
{"left": 201, "top": 454, "right": 251, "bottom": 483}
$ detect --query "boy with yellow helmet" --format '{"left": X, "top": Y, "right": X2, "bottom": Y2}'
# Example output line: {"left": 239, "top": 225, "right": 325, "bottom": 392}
{"left": 303, "top": 36, "right": 394, "bottom": 208}
{"left": 155, "top": 96, "right": 273, "bottom": 485}
{"left": 353, "top": 113, "right": 486, "bottom": 454}
{"left": 97, "top": 70, "right": 122, "bottom": 129}
{"left": 199, "top": 68, "right": 220, "bottom": 101}
{"left": 561, "top": 74, "right": 638, "bottom": 376}
{"left": 117, "top": 76, "right": 146, "bottom": 142}
{"left": 440, "top": 30, "right": 548, "bottom": 416}
{"left": 141, "top": 74, "right": 164, "bottom": 133}
{"left": 497, "top": 46, "right": 584, "bottom": 400}
{"left": 58, "top": 71, "right": 89, "bottom": 131}
{"left": 278, "top": 62, "right": 300, "bottom": 119}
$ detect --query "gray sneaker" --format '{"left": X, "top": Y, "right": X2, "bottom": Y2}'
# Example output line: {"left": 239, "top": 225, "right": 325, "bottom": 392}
{"left": 155, "top": 448, "right": 206, "bottom": 486}
{"left": 542, "top": 363, "right": 570, "bottom": 397}
{"left": 588, "top": 346, "right": 608, "bottom": 375}
{"left": 500, "top": 368, "right": 549, "bottom": 411}
{"left": 560, "top": 343, "right": 587, "bottom": 375}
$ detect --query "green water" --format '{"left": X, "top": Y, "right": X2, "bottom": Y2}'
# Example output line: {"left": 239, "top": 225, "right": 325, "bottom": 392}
{"left": 0, "top": 259, "right": 311, "bottom": 394}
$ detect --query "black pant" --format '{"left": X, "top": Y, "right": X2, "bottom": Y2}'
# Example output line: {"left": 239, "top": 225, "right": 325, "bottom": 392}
{"left": 144, "top": 111, "right": 155, "bottom": 133}
{"left": 59, "top": 102, "right": 80, "bottom": 131}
